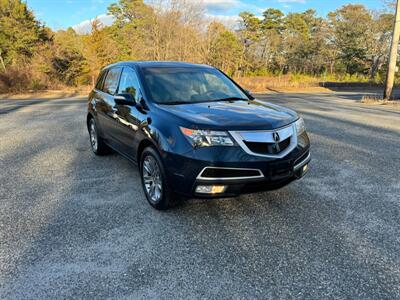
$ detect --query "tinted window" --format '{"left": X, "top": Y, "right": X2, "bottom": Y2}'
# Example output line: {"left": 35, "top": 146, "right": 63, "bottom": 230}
{"left": 95, "top": 70, "right": 107, "bottom": 91}
{"left": 118, "top": 67, "right": 141, "bottom": 100}
{"left": 103, "top": 67, "right": 122, "bottom": 95}
{"left": 141, "top": 67, "right": 247, "bottom": 104}
{"left": 203, "top": 72, "right": 234, "bottom": 95}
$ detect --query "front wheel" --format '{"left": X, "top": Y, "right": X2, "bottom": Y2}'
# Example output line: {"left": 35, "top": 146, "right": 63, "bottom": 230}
{"left": 140, "top": 146, "right": 177, "bottom": 210}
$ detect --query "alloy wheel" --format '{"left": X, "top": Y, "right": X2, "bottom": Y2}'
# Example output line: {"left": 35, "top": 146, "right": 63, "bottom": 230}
{"left": 142, "top": 155, "right": 163, "bottom": 203}
{"left": 89, "top": 121, "right": 98, "bottom": 152}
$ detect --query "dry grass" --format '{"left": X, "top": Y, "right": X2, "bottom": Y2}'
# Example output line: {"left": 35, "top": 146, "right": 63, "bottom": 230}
{"left": 253, "top": 86, "right": 331, "bottom": 93}
{"left": 234, "top": 73, "right": 388, "bottom": 93}
{"left": 0, "top": 87, "right": 91, "bottom": 100}
{"left": 360, "top": 95, "right": 400, "bottom": 106}
{"left": 235, "top": 75, "right": 333, "bottom": 93}
{"left": 235, "top": 75, "right": 317, "bottom": 91}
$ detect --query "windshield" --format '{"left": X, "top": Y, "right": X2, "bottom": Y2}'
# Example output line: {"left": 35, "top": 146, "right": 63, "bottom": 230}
{"left": 141, "top": 67, "right": 248, "bottom": 104}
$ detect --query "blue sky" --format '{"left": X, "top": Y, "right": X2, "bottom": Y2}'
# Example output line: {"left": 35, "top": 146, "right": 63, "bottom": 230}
{"left": 26, "top": 0, "right": 387, "bottom": 32}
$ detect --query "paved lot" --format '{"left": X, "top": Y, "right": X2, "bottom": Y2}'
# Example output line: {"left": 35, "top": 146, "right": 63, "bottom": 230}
{"left": 0, "top": 92, "right": 399, "bottom": 299}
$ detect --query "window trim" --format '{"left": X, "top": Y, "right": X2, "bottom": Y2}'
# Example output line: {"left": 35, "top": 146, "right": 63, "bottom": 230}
{"left": 117, "top": 67, "right": 141, "bottom": 99}
{"left": 102, "top": 67, "right": 123, "bottom": 96}
{"left": 95, "top": 69, "right": 108, "bottom": 92}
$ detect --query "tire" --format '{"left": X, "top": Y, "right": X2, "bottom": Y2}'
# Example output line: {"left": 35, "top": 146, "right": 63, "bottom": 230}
{"left": 140, "top": 146, "right": 178, "bottom": 210}
{"left": 88, "top": 118, "right": 111, "bottom": 155}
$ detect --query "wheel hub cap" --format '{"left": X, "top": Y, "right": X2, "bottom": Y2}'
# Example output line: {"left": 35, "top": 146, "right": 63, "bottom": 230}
{"left": 142, "top": 156, "right": 162, "bottom": 202}
{"left": 90, "top": 122, "right": 98, "bottom": 151}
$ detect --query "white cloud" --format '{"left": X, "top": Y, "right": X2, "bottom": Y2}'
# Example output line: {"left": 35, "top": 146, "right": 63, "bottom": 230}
{"left": 70, "top": 0, "right": 244, "bottom": 34}
{"left": 202, "top": 0, "right": 240, "bottom": 12}
{"left": 205, "top": 13, "right": 241, "bottom": 28}
{"left": 278, "top": 0, "right": 306, "bottom": 3}
{"left": 72, "top": 14, "right": 114, "bottom": 34}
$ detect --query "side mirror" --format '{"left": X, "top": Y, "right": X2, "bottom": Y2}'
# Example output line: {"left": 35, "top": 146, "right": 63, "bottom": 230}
{"left": 114, "top": 93, "right": 135, "bottom": 105}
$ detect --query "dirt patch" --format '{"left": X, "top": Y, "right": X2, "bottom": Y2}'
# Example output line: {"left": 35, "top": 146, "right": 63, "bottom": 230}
{"left": 0, "top": 89, "right": 89, "bottom": 100}
{"left": 256, "top": 86, "right": 332, "bottom": 94}
{"left": 360, "top": 95, "right": 400, "bottom": 107}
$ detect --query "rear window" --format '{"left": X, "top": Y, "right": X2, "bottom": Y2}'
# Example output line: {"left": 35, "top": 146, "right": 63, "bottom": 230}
{"left": 102, "top": 67, "right": 122, "bottom": 95}
{"left": 95, "top": 70, "right": 107, "bottom": 91}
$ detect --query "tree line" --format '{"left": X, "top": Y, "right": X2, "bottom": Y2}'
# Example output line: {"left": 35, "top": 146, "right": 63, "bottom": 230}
{"left": 0, "top": 0, "right": 395, "bottom": 92}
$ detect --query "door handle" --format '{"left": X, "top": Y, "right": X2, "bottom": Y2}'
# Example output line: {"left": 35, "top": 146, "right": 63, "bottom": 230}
{"left": 139, "top": 119, "right": 148, "bottom": 128}
{"left": 140, "top": 117, "right": 151, "bottom": 129}
{"left": 110, "top": 107, "right": 118, "bottom": 120}
{"left": 91, "top": 98, "right": 99, "bottom": 107}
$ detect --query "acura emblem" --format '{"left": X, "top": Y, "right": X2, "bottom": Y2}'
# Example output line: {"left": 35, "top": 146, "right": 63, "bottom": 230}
{"left": 273, "top": 132, "right": 280, "bottom": 142}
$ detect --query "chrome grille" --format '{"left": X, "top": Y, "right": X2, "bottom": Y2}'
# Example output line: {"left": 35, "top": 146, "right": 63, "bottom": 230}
{"left": 229, "top": 124, "right": 297, "bottom": 158}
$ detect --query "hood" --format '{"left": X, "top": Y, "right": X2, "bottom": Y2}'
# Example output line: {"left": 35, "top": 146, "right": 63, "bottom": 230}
{"left": 157, "top": 99, "right": 298, "bottom": 130}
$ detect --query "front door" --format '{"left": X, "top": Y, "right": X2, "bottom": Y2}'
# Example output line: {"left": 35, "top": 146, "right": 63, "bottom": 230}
{"left": 96, "top": 67, "right": 122, "bottom": 147}
{"left": 112, "top": 67, "right": 147, "bottom": 159}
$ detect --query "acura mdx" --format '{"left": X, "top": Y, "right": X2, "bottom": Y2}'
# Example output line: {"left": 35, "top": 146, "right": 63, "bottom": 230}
{"left": 87, "top": 61, "right": 311, "bottom": 209}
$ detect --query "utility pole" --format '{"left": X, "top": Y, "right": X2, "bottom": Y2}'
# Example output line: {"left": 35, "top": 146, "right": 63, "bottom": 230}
{"left": 384, "top": 0, "right": 400, "bottom": 100}
{"left": 0, "top": 49, "right": 6, "bottom": 73}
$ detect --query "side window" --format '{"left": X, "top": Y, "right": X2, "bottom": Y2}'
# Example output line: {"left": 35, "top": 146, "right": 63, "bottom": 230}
{"left": 103, "top": 67, "right": 122, "bottom": 95}
{"left": 95, "top": 70, "right": 107, "bottom": 91}
{"left": 118, "top": 67, "right": 141, "bottom": 100}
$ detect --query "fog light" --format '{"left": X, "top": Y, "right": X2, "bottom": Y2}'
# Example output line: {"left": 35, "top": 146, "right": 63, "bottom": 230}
{"left": 303, "top": 164, "right": 309, "bottom": 173}
{"left": 195, "top": 185, "right": 227, "bottom": 194}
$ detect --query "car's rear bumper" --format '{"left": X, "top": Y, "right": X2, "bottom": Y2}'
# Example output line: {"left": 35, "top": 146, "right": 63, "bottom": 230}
{"left": 163, "top": 144, "right": 311, "bottom": 198}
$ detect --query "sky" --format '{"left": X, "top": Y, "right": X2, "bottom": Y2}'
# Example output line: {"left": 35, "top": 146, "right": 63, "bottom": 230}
{"left": 25, "top": 0, "right": 388, "bottom": 33}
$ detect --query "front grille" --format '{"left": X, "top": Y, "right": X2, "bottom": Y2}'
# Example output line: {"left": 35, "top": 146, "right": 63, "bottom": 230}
{"left": 244, "top": 137, "right": 291, "bottom": 155}
{"left": 199, "top": 167, "right": 262, "bottom": 179}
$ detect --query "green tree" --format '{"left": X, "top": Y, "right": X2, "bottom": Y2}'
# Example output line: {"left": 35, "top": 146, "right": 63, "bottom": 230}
{"left": 52, "top": 28, "right": 89, "bottom": 85}
{"left": 107, "top": 0, "right": 155, "bottom": 60}
{"left": 367, "top": 13, "right": 394, "bottom": 79}
{"left": 259, "top": 9, "right": 285, "bottom": 74}
{"left": 82, "top": 20, "right": 119, "bottom": 85}
{"left": 0, "top": 0, "right": 50, "bottom": 66}
{"left": 238, "top": 12, "right": 262, "bottom": 74}
{"left": 328, "top": 5, "right": 373, "bottom": 75}
{"left": 206, "top": 22, "right": 243, "bottom": 75}
{"left": 283, "top": 10, "right": 327, "bottom": 74}
{"left": 108, "top": 0, "right": 154, "bottom": 28}
{"left": 262, "top": 8, "right": 285, "bottom": 32}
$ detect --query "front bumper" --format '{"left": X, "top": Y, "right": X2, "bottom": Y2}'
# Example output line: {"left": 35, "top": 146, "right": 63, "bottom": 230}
{"left": 163, "top": 141, "right": 311, "bottom": 198}
{"left": 192, "top": 151, "right": 310, "bottom": 198}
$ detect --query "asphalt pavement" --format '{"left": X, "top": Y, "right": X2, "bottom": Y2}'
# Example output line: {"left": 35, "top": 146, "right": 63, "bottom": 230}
{"left": 0, "top": 92, "right": 399, "bottom": 299}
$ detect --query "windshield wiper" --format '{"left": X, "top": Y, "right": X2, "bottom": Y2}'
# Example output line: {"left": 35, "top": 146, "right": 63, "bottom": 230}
{"left": 161, "top": 97, "right": 249, "bottom": 105}
{"left": 161, "top": 101, "right": 191, "bottom": 105}
{"left": 215, "top": 97, "right": 249, "bottom": 102}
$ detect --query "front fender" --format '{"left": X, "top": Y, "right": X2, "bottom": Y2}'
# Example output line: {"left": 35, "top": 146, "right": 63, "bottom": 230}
{"left": 145, "top": 120, "right": 193, "bottom": 156}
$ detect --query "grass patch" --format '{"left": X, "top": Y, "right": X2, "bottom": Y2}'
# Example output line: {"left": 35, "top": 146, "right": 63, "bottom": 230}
{"left": 0, "top": 87, "right": 90, "bottom": 100}
{"left": 360, "top": 95, "right": 400, "bottom": 106}
{"left": 234, "top": 74, "right": 385, "bottom": 93}
{"left": 235, "top": 75, "right": 320, "bottom": 92}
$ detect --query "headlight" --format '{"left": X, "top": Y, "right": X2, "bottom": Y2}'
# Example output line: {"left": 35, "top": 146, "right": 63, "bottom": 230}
{"left": 180, "top": 127, "right": 234, "bottom": 148}
{"left": 295, "top": 118, "right": 306, "bottom": 136}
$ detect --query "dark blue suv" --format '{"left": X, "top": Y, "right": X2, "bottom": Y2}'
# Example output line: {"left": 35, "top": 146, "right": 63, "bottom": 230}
{"left": 87, "top": 61, "right": 311, "bottom": 209}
